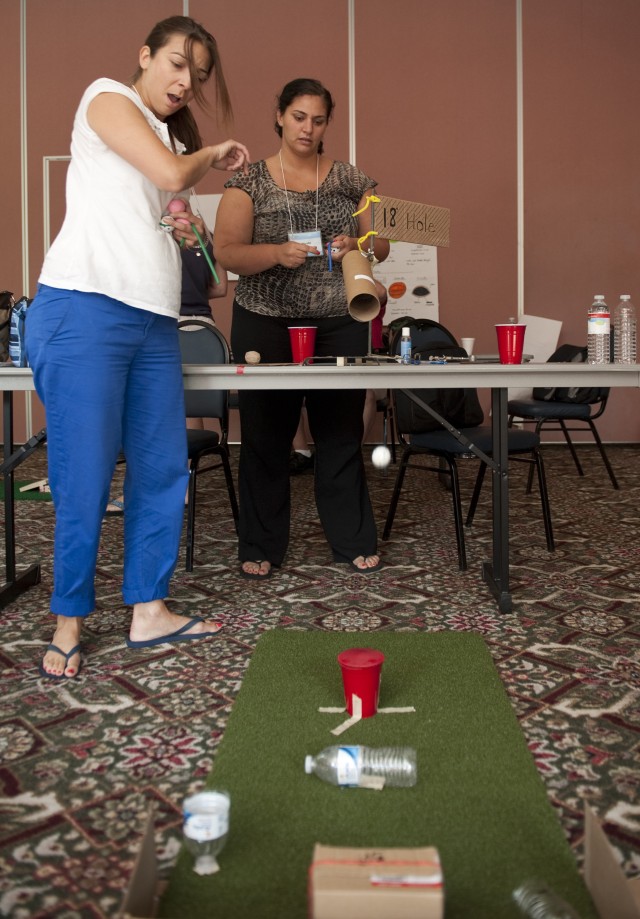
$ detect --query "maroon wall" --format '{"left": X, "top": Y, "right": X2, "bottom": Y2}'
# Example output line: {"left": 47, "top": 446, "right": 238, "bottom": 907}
{"left": 2, "top": 0, "right": 639, "bottom": 442}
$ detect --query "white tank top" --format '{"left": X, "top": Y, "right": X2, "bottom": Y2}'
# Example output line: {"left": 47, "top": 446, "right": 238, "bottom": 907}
{"left": 39, "top": 78, "right": 185, "bottom": 317}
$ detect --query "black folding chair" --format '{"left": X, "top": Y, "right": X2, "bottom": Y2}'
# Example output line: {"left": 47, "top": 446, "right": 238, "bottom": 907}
{"left": 508, "top": 343, "right": 618, "bottom": 491}
{"left": 178, "top": 320, "right": 239, "bottom": 571}
{"left": 383, "top": 320, "right": 554, "bottom": 570}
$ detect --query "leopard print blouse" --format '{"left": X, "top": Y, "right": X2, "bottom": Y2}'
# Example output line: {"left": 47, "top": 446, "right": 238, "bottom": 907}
{"left": 224, "top": 159, "right": 377, "bottom": 318}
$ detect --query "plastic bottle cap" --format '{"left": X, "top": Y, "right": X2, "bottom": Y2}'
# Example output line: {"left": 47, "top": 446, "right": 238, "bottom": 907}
{"left": 194, "top": 855, "right": 219, "bottom": 876}
{"left": 594, "top": 295, "right": 604, "bottom": 300}
{"left": 620, "top": 295, "right": 631, "bottom": 300}
{"left": 305, "top": 755, "right": 314, "bottom": 774}
{"left": 402, "top": 327, "right": 410, "bottom": 336}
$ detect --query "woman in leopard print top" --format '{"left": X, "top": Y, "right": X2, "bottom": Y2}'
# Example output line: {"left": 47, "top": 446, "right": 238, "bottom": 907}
{"left": 215, "top": 78, "right": 389, "bottom": 580}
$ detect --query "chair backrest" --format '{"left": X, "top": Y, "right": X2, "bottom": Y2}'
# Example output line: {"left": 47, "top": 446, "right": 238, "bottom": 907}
{"left": 178, "top": 320, "right": 230, "bottom": 424}
{"left": 389, "top": 319, "right": 485, "bottom": 434}
{"left": 532, "top": 343, "right": 610, "bottom": 404}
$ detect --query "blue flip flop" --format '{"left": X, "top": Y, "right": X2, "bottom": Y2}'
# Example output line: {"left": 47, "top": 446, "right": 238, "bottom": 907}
{"left": 126, "top": 616, "right": 223, "bottom": 649}
{"left": 38, "top": 643, "right": 82, "bottom": 681}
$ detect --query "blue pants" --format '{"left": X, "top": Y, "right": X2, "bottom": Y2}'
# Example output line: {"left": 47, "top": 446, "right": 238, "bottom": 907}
{"left": 26, "top": 286, "right": 189, "bottom": 617}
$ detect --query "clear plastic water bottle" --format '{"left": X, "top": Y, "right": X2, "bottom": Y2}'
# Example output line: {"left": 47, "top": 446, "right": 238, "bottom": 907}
{"left": 513, "top": 879, "right": 582, "bottom": 918}
{"left": 400, "top": 327, "right": 412, "bottom": 364}
{"left": 182, "top": 790, "right": 230, "bottom": 875}
{"left": 587, "top": 295, "right": 610, "bottom": 364}
{"left": 613, "top": 294, "right": 637, "bottom": 364}
{"left": 305, "top": 745, "right": 417, "bottom": 788}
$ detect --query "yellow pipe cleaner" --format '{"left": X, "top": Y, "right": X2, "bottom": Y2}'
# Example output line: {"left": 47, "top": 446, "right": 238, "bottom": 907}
{"left": 351, "top": 194, "right": 381, "bottom": 217}
{"left": 356, "top": 230, "right": 379, "bottom": 254}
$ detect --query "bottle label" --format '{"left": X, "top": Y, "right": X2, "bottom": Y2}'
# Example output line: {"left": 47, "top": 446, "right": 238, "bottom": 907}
{"left": 184, "top": 811, "right": 228, "bottom": 842}
{"left": 336, "top": 746, "right": 361, "bottom": 785}
{"left": 183, "top": 791, "right": 229, "bottom": 841}
{"left": 588, "top": 314, "right": 610, "bottom": 334}
{"left": 400, "top": 340, "right": 412, "bottom": 363}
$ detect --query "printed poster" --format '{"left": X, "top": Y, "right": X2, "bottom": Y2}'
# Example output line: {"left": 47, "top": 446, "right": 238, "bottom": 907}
{"left": 373, "top": 241, "right": 439, "bottom": 323}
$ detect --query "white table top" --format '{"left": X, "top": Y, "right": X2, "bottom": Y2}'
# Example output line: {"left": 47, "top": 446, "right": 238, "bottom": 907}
{"left": 2, "top": 362, "right": 639, "bottom": 392}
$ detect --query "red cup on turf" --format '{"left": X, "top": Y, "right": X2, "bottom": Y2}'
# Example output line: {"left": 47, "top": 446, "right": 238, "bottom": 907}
{"left": 288, "top": 326, "right": 317, "bottom": 363}
{"left": 337, "top": 647, "right": 385, "bottom": 718}
{"left": 496, "top": 323, "right": 526, "bottom": 364}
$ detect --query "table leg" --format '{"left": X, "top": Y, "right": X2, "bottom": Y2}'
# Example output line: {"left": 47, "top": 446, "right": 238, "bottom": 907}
{"left": 482, "top": 386, "right": 512, "bottom": 613}
{"left": 1, "top": 390, "right": 41, "bottom": 609}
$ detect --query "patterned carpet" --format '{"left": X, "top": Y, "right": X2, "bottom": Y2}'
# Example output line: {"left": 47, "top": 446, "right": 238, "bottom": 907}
{"left": 1, "top": 443, "right": 639, "bottom": 918}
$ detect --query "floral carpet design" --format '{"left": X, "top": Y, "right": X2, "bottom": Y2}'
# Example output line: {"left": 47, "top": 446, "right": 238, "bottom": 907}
{"left": 0, "top": 444, "right": 639, "bottom": 917}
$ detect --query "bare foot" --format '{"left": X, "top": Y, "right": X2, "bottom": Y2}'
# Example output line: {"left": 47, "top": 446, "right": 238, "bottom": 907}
{"left": 41, "top": 616, "right": 83, "bottom": 679}
{"left": 129, "top": 599, "right": 222, "bottom": 646}
{"left": 240, "top": 560, "right": 272, "bottom": 578}
{"left": 351, "top": 554, "right": 381, "bottom": 571}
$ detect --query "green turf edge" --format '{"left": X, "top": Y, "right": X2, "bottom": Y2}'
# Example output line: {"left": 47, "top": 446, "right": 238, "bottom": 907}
{"left": 159, "top": 630, "right": 598, "bottom": 919}
{"left": 0, "top": 480, "right": 52, "bottom": 501}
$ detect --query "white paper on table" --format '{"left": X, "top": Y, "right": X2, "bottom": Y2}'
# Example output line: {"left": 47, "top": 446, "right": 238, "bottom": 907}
{"left": 508, "top": 314, "right": 563, "bottom": 401}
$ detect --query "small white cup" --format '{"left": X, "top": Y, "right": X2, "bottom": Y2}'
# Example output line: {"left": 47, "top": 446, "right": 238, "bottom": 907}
{"left": 461, "top": 337, "right": 475, "bottom": 356}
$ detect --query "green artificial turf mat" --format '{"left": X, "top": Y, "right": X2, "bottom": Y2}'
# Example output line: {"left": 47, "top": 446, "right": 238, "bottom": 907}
{"left": 159, "top": 630, "right": 597, "bottom": 918}
{"left": 0, "top": 480, "right": 52, "bottom": 501}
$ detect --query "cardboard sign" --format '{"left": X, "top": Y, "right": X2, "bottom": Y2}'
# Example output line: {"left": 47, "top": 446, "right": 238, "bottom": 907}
{"left": 373, "top": 196, "right": 450, "bottom": 248}
{"left": 584, "top": 804, "right": 640, "bottom": 919}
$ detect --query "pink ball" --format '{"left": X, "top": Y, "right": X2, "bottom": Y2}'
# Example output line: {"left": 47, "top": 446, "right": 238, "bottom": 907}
{"left": 167, "top": 198, "right": 186, "bottom": 213}
{"left": 167, "top": 198, "right": 190, "bottom": 226}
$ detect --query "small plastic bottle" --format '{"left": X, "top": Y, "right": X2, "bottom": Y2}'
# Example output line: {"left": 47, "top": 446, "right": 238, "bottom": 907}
{"left": 613, "top": 294, "right": 637, "bottom": 364}
{"left": 512, "top": 879, "right": 581, "bottom": 918}
{"left": 587, "top": 295, "right": 610, "bottom": 364}
{"left": 304, "top": 745, "right": 417, "bottom": 788}
{"left": 182, "top": 791, "right": 230, "bottom": 875}
{"left": 400, "top": 327, "right": 412, "bottom": 364}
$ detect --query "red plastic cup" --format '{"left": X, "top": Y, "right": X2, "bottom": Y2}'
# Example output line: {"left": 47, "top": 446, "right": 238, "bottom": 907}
{"left": 288, "top": 326, "right": 317, "bottom": 363}
{"left": 337, "top": 647, "right": 385, "bottom": 718}
{"left": 496, "top": 323, "right": 526, "bottom": 364}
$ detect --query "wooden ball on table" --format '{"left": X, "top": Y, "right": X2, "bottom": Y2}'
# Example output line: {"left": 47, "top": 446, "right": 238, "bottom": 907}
{"left": 245, "top": 351, "right": 261, "bottom": 364}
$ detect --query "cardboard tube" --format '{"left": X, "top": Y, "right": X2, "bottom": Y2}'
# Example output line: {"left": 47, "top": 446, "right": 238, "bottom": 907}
{"left": 342, "top": 250, "right": 380, "bottom": 322}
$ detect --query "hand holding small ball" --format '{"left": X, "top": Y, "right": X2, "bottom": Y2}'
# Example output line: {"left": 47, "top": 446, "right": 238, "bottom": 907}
{"left": 167, "top": 198, "right": 190, "bottom": 226}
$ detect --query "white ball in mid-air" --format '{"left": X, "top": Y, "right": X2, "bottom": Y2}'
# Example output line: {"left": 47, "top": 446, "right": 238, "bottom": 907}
{"left": 371, "top": 445, "right": 391, "bottom": 469}
{"left": 245, "top": 351, "right": 261, "bottom": 364}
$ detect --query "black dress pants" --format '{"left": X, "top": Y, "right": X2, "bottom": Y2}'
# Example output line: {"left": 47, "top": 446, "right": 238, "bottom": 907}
{"left": 231, "top": 302, "right": 378, "bottom": 566}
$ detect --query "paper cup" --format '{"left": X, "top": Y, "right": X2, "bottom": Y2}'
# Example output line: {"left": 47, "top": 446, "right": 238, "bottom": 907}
{"left": 461, "top": 337, "right": 475, "bottom": 356}
{"left": 288, "top": 326, "right": 317, "bottom": 363}
{"left": 496, "top": 324, "right": 526, "bottom": 364}
{"left": 342, "top": 250, "right": 381, "bottom": 322}
{"left": 337, "top": 647, "right": 385, "bottom": 718}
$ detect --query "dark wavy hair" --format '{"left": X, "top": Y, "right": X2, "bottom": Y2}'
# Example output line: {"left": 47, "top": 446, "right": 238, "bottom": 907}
{"left": 131, "top": 16, "right": 233, "bottom": 153}
{"left": 275, "top": 78, "right": 335, "bottom": 154}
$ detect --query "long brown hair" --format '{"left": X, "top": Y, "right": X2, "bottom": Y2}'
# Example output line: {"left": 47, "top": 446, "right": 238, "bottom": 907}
{"left": 131, "top": 16, "right": 232, "bottom": 152}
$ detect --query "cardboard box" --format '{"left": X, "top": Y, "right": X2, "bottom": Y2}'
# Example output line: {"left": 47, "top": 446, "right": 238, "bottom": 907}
{"left": 120, "top": 810, "right": 166, "bottom": 919}
{"left": 309, "top": 844, "right": 444, "bottom": 919}
{"left": 584, "top": 804, "right": 640, "bottom": 919}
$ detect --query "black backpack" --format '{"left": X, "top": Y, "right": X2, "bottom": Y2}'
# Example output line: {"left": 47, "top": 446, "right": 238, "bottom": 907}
{"left": 532, "top": 344, "right": 606, "bottom": 404}
{"left": 0, "top": 290, "right": 14, "bottom": 363}
{"left": 395, "top": 343, "right": 485, "bottom": 434}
